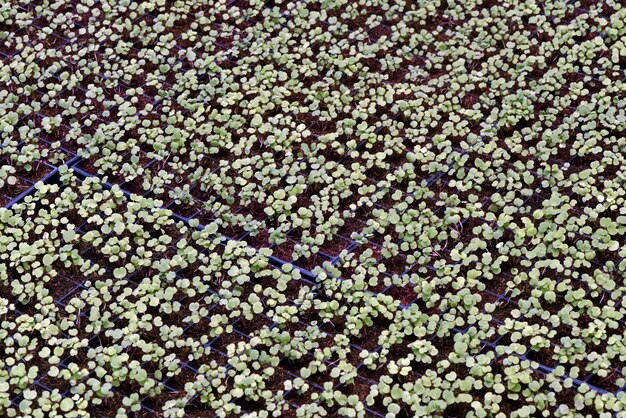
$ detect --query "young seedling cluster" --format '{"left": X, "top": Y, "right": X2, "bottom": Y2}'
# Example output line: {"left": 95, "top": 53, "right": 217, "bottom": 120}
{"left": 1, "top": 0, "right": 626, "bottom": 416}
